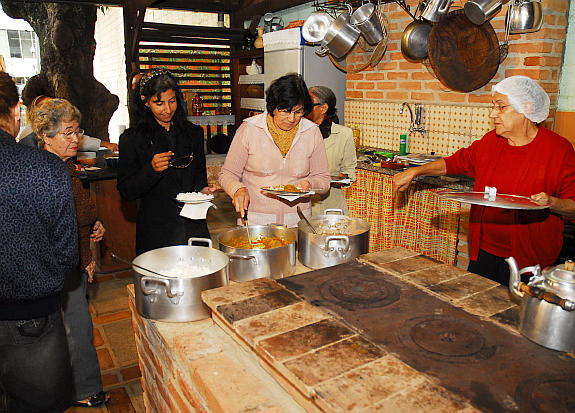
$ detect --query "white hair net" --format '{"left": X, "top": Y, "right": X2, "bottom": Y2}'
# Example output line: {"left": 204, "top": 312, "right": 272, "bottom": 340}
{"left": 492, "top": 76, "right": 550, "bottom": 123}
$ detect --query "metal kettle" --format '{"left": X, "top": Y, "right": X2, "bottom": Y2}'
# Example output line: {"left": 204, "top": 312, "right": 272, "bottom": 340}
{"left": 506, "top": 257, "right": 575, "bottom": 352}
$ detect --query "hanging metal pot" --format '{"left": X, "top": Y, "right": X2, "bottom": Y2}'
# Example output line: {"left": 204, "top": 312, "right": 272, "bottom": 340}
{"left": 507, "top": 0, "right": 543, "bottom": 34}
{"left": 349, "top": 2, "right": 384, "bottom": 45}
{"left": 401, "top": 19, "right": 433, "bottom": 61}
{"left": 464, "top": 0, "right": 504, "bottom": 25}
{"left": 317, "top": 6, "right": 361, "bottom": 59}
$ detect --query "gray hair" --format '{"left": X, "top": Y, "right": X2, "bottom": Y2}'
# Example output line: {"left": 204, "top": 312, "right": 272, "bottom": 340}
{"left": 30, "top": 98, "right": 81, "bottom": 147}
{"left": 309, "top": 86, "right": 339, "bottom": 124}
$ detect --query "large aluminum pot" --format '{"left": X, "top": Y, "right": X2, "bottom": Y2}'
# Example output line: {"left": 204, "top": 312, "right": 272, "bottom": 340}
{"left": 317, "top": 10, "right": 361, "bottom": 59}
{"left": 298, "top": 209, "right": 370, "bottom": 269}
{"left": 506, "top": 257, "right": 575, "bottom": 352}
{"left": 464, "top": 0, "right": 503, "bottom": 25}
{"left": 133, "top": 238, "right": 229, "bottom": 322}
{"left": 218, "top": 224, "right": 296, "bottom": 282}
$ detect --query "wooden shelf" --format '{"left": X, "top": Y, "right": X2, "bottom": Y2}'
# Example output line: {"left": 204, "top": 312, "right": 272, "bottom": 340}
{"left": 231, "top": 49, "right": 264, "bottom": 129}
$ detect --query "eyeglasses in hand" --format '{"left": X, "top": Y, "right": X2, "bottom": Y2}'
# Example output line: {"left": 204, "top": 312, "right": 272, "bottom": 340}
{"left": 169, "top": 154, "right": 194, "bottom": 168}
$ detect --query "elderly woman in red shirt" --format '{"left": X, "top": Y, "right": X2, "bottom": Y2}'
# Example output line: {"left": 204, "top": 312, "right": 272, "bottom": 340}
{"left": 393, "top": 76, "right": 575, "bottom": 286}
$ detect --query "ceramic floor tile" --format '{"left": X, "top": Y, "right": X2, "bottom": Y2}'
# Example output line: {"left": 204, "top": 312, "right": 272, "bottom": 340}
{"left": 89, "top": 277, "right": 133, "bottom": 316}
{"left": 283, "top": 335, "right": 384, "bottom": 387}
{"left": 430, "top": 273, "right": 499, "bottom": 301}
{"left": 257, "top": 318, "right": 355, "bottom": 362}
{"left": 457, "top": 285, "right": 515, "bottom": 317}
{"left": 235, "top": 300, "right": 329, "bottom": 346}
{"left": 103, "top": 318, "right": 139, "bottom": 365}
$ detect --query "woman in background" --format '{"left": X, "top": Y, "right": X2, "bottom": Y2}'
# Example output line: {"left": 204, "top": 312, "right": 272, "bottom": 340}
{"left": 32, "top": 98, "right": 108, "bottom": 407}
{"left": 219, "top": 74, "right": 330, "bottom": 226}
{"left": 307, "top": 86, "right": 357, "bottom": 215}
{"left": 117, "top": 68, "right": 216, "bottom": 255}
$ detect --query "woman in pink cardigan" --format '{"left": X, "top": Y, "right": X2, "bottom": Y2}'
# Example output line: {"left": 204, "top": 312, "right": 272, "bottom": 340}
{"left": 219, "top": 74, "right": 330, "bottom": 226}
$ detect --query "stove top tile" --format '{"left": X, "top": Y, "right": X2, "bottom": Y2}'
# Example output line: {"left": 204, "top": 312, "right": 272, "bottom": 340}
{"left": 370, "top": 381, "right": 472, "bottom": 413}
{"left": 202, "top": 277, "right": 282, "bottom": 308}
{"left": 405, "top": 264, "right": 470, "bottom": 288}
{"left": 456, "top": 285, "right": 516, "bottom": 317}
{"left": 360, "top": 247, "right": 420, "bottom": 266}
{"left": 314, "top": 356, "right": 428, "bottom": 412}
{"left": 257, "top": 318, "right": 356, "bottom": 362}
{"left": 235, "top": 301, "right": 329, "bottom": 347}
{"left": 282, "top": 335, "right": 385, "bottom": 387}
{"left": 216, "top": 289, "right": 301, "bottom": 324}
{"left": 373, "top": 254, "right": 443, "bottom": 277}
{"left": 429, "top": 273, "right": 499, "bottom": 301}
{"left": 489, "top": 305, "right": 520, "bottom": 330}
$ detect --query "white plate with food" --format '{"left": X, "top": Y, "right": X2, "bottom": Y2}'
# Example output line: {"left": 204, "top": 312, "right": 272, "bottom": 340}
{"left": 261, "top": 185, "right": 314, "bottom": 196}
{"left": 175, "top": 192, "right": 214, "bottom": 204}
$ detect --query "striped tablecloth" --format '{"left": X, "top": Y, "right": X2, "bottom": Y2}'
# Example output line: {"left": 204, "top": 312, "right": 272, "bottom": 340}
{"left": 343, "top": 169, "right": 461, "bottom": 264}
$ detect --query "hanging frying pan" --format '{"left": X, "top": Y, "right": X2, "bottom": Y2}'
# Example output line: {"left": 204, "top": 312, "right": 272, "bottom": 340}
{"left": 427, "top": 9, "right": 500, "bottom": 92}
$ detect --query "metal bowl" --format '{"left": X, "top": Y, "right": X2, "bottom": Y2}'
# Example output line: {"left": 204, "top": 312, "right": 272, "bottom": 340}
{"left": 302, "top": 12, "right": 333, "bottom": 43}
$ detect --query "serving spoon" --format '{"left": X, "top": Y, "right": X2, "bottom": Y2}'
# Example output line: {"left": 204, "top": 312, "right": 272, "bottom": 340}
{"left": 243, "top": 212, "right": 253, "bottom": 247}
{"left": 111, "top": 252, "right": 177, "bottom": 279}
{"left": 297, "top": 206, "right": 317, "bottom": 234}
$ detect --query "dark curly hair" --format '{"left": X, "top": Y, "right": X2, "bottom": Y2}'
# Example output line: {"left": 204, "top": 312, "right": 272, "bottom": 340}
{"left": 131, "top": 68, "right": 187, "bottom": 128}
{"left": 266, "top": 74, "right": 312, "bottom": 116}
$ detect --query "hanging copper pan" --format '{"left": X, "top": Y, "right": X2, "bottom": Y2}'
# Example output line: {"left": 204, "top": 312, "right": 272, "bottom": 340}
{"left": 427, "top": 9, "right": 500, "bottom": 92}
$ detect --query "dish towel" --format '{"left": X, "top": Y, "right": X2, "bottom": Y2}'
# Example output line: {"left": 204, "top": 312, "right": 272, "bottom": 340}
{"left": 180, "top": 202, "right": 214, "bottom": 220}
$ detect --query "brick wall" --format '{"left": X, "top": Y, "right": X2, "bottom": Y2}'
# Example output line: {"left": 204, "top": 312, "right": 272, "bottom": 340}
{"left": 345, "top": 0, "right": 568, "bottom": 111}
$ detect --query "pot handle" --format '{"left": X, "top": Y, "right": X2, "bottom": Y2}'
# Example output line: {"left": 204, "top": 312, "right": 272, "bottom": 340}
{"left": 188, "top": 237, "right": 212, "bottom": 248}
{"left": 518, "top": 282, "right": 575, "bottom": 311}
{"left": 315, "top": 46, "right": 329, "bottom": 56}
{"left": 324, "top": 235, "right": 350, "bottom": 253}
{"left": 227, "top": 253, "right": 258, "bottom": 264}
{"left": 324, "top": 208, "right": 344, "bottom": 216}
{"left": 141, "top": 276, "right": 184, "bottom": 304}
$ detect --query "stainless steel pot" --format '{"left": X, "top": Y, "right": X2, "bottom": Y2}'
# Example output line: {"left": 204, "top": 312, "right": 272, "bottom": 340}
{"left": 317, "top": 9, "right": 361, "bottom": 59}
{"left": 218, "top": 224, "right": 296, "bottom": 282}
{"left": 421, "top": 0, "right": 453, "bottom": 22}
{"left": 401, "top": 19, "right": 433, "bottom": 61}
{"left": 507, "top": 0, "right": 543, "bottom": 34}
{"left": 298, "top": 209, "right": 370, "bottom": 269}
{"left": 133, "top": 238, "right": 229, "bottom": 322}
{"left": 464, "top": 0, "right": 503, "bottom": 25}
{"left": 506, "top": 256, "right": 575, "bottom": 352}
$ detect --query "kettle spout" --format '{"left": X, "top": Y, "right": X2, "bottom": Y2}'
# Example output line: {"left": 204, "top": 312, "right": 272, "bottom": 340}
{"left": 505, "top": 256, "right": 523, "bottom": 300}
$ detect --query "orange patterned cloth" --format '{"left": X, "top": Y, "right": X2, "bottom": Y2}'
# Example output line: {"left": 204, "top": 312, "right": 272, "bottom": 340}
{"left": 343, "top": 169, "right": 460, "bottom": 264}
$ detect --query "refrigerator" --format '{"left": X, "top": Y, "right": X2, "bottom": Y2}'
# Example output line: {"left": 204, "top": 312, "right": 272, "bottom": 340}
{"left": 263, "top": 28, "right": 347, "bottom": 120}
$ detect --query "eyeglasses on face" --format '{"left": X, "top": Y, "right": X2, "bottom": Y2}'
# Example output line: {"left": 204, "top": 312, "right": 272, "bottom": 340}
{"left": 490, "top": 104, "right": 511, "bottom": 114}
{"left": 278, "top": 108, "right": 305, "bottom": 117}
{"left": 169, "top": 154, "right": 194, "bottom": 168}
{"left": 57, "top": 128, "right": 84, "bottom": 139}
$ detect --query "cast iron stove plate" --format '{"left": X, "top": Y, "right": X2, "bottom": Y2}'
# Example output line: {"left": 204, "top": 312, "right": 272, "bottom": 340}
{"left": 279, "top": 260, "right": 575, "bottom": 413}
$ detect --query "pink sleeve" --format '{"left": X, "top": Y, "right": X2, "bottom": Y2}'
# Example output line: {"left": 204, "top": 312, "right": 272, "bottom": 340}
{"left": 219, "top": 125, "right": 248, "bottom": 198}
{"left": 307, "top": 128, "right": 331, "bottom": 194}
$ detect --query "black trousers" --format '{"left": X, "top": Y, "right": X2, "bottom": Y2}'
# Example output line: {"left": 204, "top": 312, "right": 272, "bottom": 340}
{"left": 468, "top": 248, "right": 511, "bottom": 286}
{"left": 0, "top": 310, "right": 73, "bottom": 413}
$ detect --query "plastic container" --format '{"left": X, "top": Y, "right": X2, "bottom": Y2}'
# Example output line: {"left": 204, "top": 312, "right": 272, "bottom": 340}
{"left": 399, "top": 134, "right": 408, "bottom": 156}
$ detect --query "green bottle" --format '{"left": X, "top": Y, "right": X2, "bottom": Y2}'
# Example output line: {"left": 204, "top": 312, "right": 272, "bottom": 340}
{"left": 399, "top": 134, "right": 407, "bottom": 156}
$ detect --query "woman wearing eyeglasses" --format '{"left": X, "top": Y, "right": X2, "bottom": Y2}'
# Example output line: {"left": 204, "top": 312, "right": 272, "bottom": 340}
{"left": 220, "top": 74, "right": 330, "bottom": 226}
{"left": 307, "top": 86, "right": 357, "bottom": 216}
{"left": 117, "top": 68, "right": 216, "bottom": 255}
{"left": 393, "top": 76, "right": 575, "bottom": 286}
{"left": 31, "top": 98, "right": 109, "bottom": 407}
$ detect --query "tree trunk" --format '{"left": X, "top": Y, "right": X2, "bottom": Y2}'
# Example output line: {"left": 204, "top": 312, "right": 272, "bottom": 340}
{"left": 1, "top": 0, "right": 119, "bottom": 140}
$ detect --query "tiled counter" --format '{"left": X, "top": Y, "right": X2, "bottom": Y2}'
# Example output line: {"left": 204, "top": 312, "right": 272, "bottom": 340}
{"left": 128, "top": 248, "right": 574, "bottom": 412}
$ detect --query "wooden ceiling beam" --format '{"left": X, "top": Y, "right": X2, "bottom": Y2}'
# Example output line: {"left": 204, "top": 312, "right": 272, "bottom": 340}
{"left": 8, "top": 0, "right": 241, "bottom": 12}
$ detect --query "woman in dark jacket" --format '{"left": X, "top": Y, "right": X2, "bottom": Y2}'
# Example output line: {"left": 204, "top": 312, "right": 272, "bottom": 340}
{"left": 117, "top": 68, "right": 216, "bottom": 255}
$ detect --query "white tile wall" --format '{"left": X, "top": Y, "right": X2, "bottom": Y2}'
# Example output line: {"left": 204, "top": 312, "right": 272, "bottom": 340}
{"left": 345, "top": 100, "right": 495, "bottom": 156}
